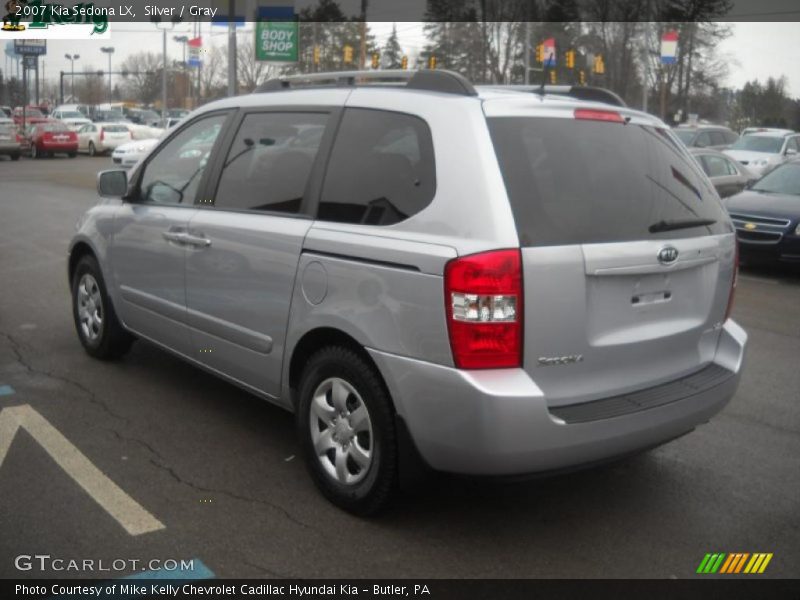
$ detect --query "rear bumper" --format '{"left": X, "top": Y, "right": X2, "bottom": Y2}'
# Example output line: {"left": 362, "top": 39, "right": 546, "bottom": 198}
{"left": 41, "top": 142, "right": 78, "bottom": 152}
{"left": 368, "top": 319, "right": 747, "bottom": 476}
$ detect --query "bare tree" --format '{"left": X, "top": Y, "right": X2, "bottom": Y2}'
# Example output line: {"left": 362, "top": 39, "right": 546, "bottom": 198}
{"left": 118, "top": 52, "right": 162, "bottom": 104}
{"left": 237, "top": 40, "right": 280, "bottom": 92}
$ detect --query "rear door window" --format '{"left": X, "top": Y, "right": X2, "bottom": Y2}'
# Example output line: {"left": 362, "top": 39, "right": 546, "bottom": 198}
{"left": 487, "top": 117, "right": 730, "bottom": 246}
{"left": 317, "top": 108, "right": 435, "bottom": 226}
{"left": 710, "top": 131, "right": 727, "bottom": 146}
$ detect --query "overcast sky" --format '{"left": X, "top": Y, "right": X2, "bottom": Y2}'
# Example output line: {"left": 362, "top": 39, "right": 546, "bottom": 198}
{"left": 4, "top": 21, "right": 799, "bottom": 103}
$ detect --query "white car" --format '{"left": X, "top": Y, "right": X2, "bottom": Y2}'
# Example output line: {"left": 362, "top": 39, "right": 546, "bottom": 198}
{"left": 76, "top": 123, "right": 133, "bottom": 156}
{"left": 51, "top": 105, "right": 92, "bottom": 131}
{"left": 111, "top": 137, "right": 159, "bottom": 168}
{"left": 724, "top": 131, "right": 800, "bottom": 177}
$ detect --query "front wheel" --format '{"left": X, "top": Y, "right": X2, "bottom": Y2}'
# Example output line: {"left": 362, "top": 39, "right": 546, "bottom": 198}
{"left": 71, "top": 255, "right": 134, "bottom": 359}
{"left": 297, "top": 346, "right": 397, "bottom": 515}
{"left": 88, "top": 141, "right": 96, "bottom": 157}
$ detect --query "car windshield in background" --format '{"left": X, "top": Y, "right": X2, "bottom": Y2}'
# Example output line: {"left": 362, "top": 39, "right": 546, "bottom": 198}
{"left": 60, "top": 111, "right": 84, "bottom": 119}
{"left": 488, "top": 117, "right": 729, "bottom": 246}
{"left": 20, "top": 109, "right": 44, "bottom": 117}
{"left": 729, "top": 135, "right": 783, "bottom": 153}
{"left": 674, "top": 129, "right": 696, "bottom": 144}
{"left": 40, "top": 123, "right": 69, "bottom": 132}
{"left": 751, "top": 163, "right": 800, "bottom": 196}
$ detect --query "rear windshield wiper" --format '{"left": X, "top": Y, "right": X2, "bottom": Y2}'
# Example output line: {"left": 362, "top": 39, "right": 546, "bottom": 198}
{"left": 648, "top": 218, "right": 716, "bottom": 233}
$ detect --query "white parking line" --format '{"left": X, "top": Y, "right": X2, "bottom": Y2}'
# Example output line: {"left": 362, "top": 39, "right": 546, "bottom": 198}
{"left": 0, "top": 404, "right": 165, "bottom": 536}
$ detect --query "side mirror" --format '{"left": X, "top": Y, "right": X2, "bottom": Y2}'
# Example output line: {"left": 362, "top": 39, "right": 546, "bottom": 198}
{"left": 97, "top": 169, "right": 128, "bottom": 198}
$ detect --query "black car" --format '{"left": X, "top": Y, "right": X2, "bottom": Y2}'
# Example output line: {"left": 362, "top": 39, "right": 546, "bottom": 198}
{"left": 724, "top": 161, "right": 800, "bottom": 264}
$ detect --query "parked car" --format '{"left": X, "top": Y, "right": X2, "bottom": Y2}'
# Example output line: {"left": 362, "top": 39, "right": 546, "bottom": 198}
{"left": 0, "top": 118, "right": 22, "bottom": 160}
{"left": 77, "top": 123, "right": 133, "bottom": 156}
{"left": 689, "top": 148, "right": 757, "bottom": 198}
{"left": 1, "top": 106, "right": 13, "bottom": 117}
{"left": 26, "top": 121, "right": 78, "bottom": 158}
{"left": 127, "top": 108, "right": 160, "bottom": 125}
{"left": 69, "top": 72, "right": 746, "bottom": 515}
{"left": 12, "top": 106, "right": 50, "bottom": 128}
{"left": 724, "top": 160, "right": 800, "bottom": 265}
{"left": 167, "top": 108, "right": 190, "bottom": 119}
{"left": 152, "top": 117, "right": 182, "bottom": 129}
{"left": 673, "top": 125, "right": 739, "bottom": 149}
{"left": 741, "top": 127, "right": 795, "bottom": 137}
{"left": 51, "top": 107, "right": 92, "bottom": 131}
{"left": 111, "top": 137, "right": 160, "bottom": 168}
{"left": 724, "top": 131, "right": 800, "bottom": 178}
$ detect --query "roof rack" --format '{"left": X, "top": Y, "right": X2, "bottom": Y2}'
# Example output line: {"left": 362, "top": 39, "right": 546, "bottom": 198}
{"left": 484, "top": 84, "right": 627, "bottom": 108}
{"left": 255, "top": 69, "right": 478, "bottom": 97}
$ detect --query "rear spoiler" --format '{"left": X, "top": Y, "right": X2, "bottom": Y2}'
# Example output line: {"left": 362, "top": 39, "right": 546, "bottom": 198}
{"left": 483, "top": 85, "right": 627, "bottom": 108}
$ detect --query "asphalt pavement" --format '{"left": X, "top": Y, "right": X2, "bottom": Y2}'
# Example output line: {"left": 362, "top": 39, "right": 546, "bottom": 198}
{"left": 0, "top": 154, "right": 798, "bottom": 579}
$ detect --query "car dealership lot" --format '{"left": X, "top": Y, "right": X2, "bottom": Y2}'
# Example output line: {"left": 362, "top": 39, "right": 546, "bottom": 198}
{"left": 0, "top": 156, "right": 798, "bottom": 579}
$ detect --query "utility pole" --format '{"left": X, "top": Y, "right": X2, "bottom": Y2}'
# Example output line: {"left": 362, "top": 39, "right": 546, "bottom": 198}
{"left": 100, "top": 46, "right": 114, "bottom": 102}
{"left": 359, "top": 0, "right": 368, "bottom": 70}
{"left": 65, "top": 54, "right": 79, "bottom": 101}
{"left": 524, "top": 21, "right": 531, "bottom": 85}
{"left": 642, "top": 1, "right": 650, "bottom": 112}
{"left": 227, "top": 0, "right": 237, "bottom": 97}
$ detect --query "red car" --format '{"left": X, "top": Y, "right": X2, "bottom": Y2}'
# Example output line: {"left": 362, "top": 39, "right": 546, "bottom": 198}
{"left": 12, "top": 106, "right": 50, "bottom": 128}
{"left": 27, "top": 121, "right": 78, "bottom": 158}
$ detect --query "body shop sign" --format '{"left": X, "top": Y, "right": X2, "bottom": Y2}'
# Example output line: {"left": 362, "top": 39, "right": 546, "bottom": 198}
{"left": 256, "top": 20, "right": 298, "bottom": 62}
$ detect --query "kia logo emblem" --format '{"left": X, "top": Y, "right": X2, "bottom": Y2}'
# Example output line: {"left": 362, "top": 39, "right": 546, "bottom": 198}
{"left": 658, "top": 246, "right": 679, "bottom": 264}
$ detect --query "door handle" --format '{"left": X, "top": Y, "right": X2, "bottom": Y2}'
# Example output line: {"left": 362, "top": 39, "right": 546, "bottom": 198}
{"left": 161, "top": 231, "right": 211, "bottom": 248}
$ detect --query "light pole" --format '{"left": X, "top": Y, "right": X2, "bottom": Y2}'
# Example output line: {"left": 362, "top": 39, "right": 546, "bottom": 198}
{"left": 65, "top": 53, "right": 79, "bottom": 101}
{"left": 173, "top": 35, "right": 188, "bottom": 109}
{"left": 152, "top": 17, "right": 177, "bottom": 120}
{"left": 100, "top": 46, "right": 114, "bottom": 102}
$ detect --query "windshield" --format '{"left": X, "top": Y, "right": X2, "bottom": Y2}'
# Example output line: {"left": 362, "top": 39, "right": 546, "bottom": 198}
{"left": 19, "top": 108, "right": 44, "bottom": 117}
{"left": 751, "top": 163, "right": 800, "bottom": 196}
{"left": 673, "top": 129, "right": 696, "bottom": 144}
{"left": 488, "top": 117, "right": 729, "bottom": 246}
{"left": 729, "top": 135, "right": 784, "bottom": 153}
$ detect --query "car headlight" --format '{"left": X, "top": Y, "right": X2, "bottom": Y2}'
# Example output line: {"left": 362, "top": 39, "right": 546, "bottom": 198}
{"left": 753, "top": 159, "right": 769, "bottom": 166}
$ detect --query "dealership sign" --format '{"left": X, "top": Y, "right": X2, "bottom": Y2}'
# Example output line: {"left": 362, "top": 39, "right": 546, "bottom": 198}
{"left": 255, "top": 6, "right": 297, "bottom": 63}
{"left": 14, "top": 39, "right": 47, "bottom": 55}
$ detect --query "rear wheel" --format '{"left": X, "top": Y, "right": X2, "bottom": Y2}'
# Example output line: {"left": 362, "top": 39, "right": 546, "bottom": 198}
{"left": 71, "top": 255, "right": 134, "bottom": 360}
{"left": 297, "top": 346, "right": 397, "bottom": 515}
{"left": 88, "top": 141, "right": 96, "bottom": 156}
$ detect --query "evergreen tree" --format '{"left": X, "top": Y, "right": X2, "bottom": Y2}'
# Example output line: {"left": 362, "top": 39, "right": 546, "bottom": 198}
{"left": 383, "top": 23, "right": 403, "bottom": 69}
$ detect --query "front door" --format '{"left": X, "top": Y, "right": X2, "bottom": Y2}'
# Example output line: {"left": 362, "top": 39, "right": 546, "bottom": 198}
{"left": 110, "top": 112, "right": 229, "bottom": 357}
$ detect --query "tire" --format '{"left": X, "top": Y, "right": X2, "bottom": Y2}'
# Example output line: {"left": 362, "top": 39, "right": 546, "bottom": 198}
{"left": 71, "top": 254, "right": 134, "bottom": 360}
{"left": 297, "top": 346, "right": 397, "bottom": 516}
{"left": 11, "top": 153, "right": 20, "bottom": 161}
{"left": 31, "top": 144, "right": 38, "bottom": 159}
{"left": 88, "top": 141, "right": 96, "bottom": 157}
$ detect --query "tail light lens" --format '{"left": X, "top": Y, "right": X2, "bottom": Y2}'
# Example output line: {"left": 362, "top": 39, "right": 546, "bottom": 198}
{"left": 724, "top": 241, "right": 738, "bottom": 321}
{"left": 444, "top": 249, "right": 523, "bottom": 369}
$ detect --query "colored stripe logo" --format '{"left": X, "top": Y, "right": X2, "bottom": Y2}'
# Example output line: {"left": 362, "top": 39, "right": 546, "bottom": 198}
{"left": 697, "top": 553, "right": 773, "bottom": 574}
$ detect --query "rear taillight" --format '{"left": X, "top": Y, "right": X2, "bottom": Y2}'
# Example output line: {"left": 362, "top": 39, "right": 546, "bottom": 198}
{"left": 444, "top": 249, "right": 523, "bottom": 369}
{"left": 574, "top": 108, "right": 625, "bottom": 124}
{"left": 100, "top": 129, "right": 105, "bottom": 141}
{"left": 724, "top": 241, "right": 738, "bottom": 321}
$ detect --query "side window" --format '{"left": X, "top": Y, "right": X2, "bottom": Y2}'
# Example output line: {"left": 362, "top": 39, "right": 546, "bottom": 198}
{"left": 701, "top": 154, "right": 731, "bottom": 178}
{"left": 788, "top": 137, "right": 800, "bottom": 152}
{"left": 725, "top": 130, "right": 739, "bottom": 144}
{"left": 694, "top": 131, "right": 712, "bottom": 148}
{"left": 213, "top": 112, "right": 328, "bottom": 214}
{"left": 723, "top": 157, "right": 739, "bottom": 175}
{"left": 138, "top": 113, "right": 226, "bottom": 205}
{"left": 318, "top": 108, "right": 436, "bottom": 226}
{"left": 710, "top": 131, "right": 727, "bottom": 146}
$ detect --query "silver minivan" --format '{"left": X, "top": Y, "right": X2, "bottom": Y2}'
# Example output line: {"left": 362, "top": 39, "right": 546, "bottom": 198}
{"left": 69, "top": 71, "right": 747, "bottom": 514}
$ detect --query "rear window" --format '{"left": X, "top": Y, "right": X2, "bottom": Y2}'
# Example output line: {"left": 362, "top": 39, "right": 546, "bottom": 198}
{"left": 102, "top": 125, "right": 128, "bottom": 133}
{"left": 488, "top": 117, "right": 730, "bottom": 246}
{"left": 40, "top": 122, "right": 68, "bottom": 132}
{"left": 729, "top": 135, "right": 783, "bottom": 153}
{"left": 673, "top": 129, "right": 696, "bottom": 144}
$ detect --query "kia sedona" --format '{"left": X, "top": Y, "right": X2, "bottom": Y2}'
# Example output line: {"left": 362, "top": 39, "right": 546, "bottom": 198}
{"left": 69, "top": 70, "right": 747, "bottom": 515}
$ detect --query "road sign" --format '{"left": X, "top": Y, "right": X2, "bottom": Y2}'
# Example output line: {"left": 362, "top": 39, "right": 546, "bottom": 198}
{"left": 543, "top": 38, "right": 556, "bottom": 67}
{"left": 14, "top": 39, "right": 47, "bottom": 56}
{"left": 22, "top": 55, "right": 36, "bottom": 69}
{"left": 661, "top": 31, "right": 678, "bottom": 64}
{"left": 0, "top": 404, "right": 164, "bottom": 536}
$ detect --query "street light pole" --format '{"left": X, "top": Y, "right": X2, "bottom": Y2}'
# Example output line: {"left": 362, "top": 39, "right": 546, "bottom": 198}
{"left": 100, "top": 46, "right": 114, "bottom": 102}
{"left": 152, "top": 18, "right": 176, "bottom": 120}
{"left": 65, "top": 53, "right": 79, "bottom": 101}
{"left": 173, "top": 35, "right": 188, "bottom": 110}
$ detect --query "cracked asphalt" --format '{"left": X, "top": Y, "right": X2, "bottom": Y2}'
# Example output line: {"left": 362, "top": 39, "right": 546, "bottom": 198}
{"left": 0, "top": 155, "right": 798, "bottom": 579}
